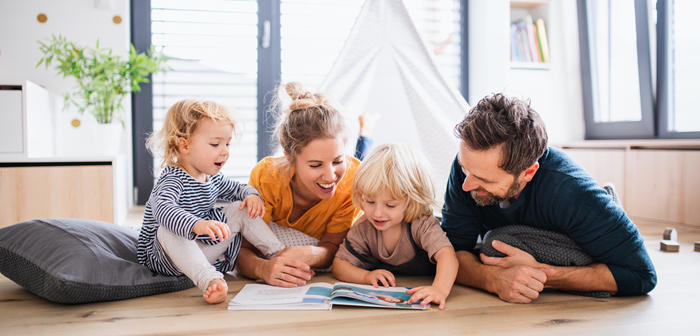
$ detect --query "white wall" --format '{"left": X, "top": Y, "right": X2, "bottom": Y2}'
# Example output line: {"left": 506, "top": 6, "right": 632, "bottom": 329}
{"left": 0, "top": 0, "right": 134, "bottom": 219}
{"left": 469, "top": 0, "right": 586, "bottom": 144}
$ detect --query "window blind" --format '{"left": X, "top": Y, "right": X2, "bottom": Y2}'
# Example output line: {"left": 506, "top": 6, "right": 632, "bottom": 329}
{"left": 151, "top": 0, "right": 259, "bottom": 184}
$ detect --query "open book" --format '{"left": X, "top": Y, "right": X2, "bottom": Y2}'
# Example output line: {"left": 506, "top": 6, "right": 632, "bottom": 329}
{"left": 228, "top": 282, "right": 430, "bottom": 310}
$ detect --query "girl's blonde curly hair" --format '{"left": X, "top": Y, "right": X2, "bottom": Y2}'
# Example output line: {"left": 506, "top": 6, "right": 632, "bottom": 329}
{"left": 147, "top": 99, "right": 238, "bottom": 168}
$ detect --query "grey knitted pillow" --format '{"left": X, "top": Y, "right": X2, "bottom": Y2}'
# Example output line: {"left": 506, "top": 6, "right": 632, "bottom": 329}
{"left": 481, "top": 225, "right": 611, "bottom": 298}
{"left": 0, "top": 218, "right": 194, "bottom": 304}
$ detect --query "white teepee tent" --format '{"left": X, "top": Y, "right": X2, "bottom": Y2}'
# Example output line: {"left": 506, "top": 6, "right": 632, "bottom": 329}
{"left": 320, "top": 0, "right": 470, "bottom": 205}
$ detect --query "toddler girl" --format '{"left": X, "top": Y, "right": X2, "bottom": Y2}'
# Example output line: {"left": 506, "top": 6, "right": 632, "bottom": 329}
{"left": 137, "top": 99, "right": 284, "bottom": 304}
{"left": 332, "top": 143, "right": 458, "bottom": 310}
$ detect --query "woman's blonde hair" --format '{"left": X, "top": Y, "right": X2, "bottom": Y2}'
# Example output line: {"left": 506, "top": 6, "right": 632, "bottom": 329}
{"left": 352, "top": 143, "right": 437, "bottom": 222}
{"left": 272, "top": 82, "right": 348, "bottom": 172}
{"left": 147, "top": 99, "right": 238, "bottom": 168}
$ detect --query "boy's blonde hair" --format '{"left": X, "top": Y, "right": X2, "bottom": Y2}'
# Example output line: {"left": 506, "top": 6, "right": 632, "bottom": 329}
{"left": 147, "top": 99, "right": 238, "bottom": 168}
{"left": 352, "top": 143, "right": 437, "bottom": 222}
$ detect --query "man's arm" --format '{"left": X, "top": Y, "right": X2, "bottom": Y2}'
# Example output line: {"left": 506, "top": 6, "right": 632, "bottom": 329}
{"left": 440, "top": 155, "right": 482, "bottom": 253}
{"left": 480, "top": 240, "right": 617, "bottom": 294}
{"left": 545, "top": 264, "right": 617, "bottom": 293}
{"left": 456, "top": 250, "right": 555, "bottom": 303}
{"left": 550, "top": 174, "right": 656, "bottom": 296}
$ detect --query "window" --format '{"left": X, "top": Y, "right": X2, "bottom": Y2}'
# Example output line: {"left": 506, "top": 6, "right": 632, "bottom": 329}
{"left": 588, "top": 0, "right": 642, "bottom": 123}
{"left": 578, "top": 0, "right": 655, "bottom": 139}
{"left": 151, "top": 0, "right": 259, "bottom": 183}
{"left": 404, "top": 0, "right": 463, "bottom": 92}
{"left": 131, "top": 0, "right": 468, "bottom": 204}
{"left": 279, "top": 0, "right": 364, "bottom": 91}
{"left": 279, "top": 0, "right": 463, "bottom": 92}
{"left": 578, "top": 0, "right": 700, "bottom": 139}
{"left": 658, "top": 0, "right": 700, "bottom": 137}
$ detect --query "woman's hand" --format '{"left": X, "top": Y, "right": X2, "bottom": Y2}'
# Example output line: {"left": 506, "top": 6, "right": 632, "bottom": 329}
{"left": 405, "top": 286, "right": 450, "bottom": 310}
{"left": 274, "top": 230, "right": 349, "bottom": 269}
{"left": 192, "top": 220, "right": 230, "bottom": 242}
{"left": 275, "top": 246, "right": 320, "bottom": 266}
{"left": 257, "top": 256, "right": 315, "bottom": 288}
{"left": 240, "top": 195, "right": 265, "bottom": 219}
{"left": 364, "top": 269, "right": 396, "bottom": 288}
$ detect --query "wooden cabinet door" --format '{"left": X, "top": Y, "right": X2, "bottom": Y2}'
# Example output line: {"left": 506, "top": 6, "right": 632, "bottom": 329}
{"left": 0, "top": 165, "right": 113, "bottom": 228}
{"left": 563, "top": 148, "right": 627, "bottom": 208}
{"left": 626, "top": 150, "right": 700, "bottom": 227}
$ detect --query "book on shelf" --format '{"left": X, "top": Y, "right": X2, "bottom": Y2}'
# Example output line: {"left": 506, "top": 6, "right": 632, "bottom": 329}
{"left": 536, "top": 18, "right": 550, "bottom": 62}
{"left": 511, "top": 15, "right": 550, "bottom": 64}
{"left": 228, "top": 282, "right": 431, "bottom": 311}
{"left": 524, "top": 15, "right": 541, "bottom": 62}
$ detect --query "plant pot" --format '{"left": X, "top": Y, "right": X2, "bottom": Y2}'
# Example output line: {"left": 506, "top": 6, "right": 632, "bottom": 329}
{"left": 91, "top": 123, "right": 122, "bottom": 156}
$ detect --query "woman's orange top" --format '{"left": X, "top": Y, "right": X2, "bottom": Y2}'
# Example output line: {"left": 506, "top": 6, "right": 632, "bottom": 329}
{"left": 248, "top": 156, "right": 362, "bottom": 239}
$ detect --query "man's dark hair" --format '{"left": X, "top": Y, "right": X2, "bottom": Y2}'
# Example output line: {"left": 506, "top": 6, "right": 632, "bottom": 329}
{"left": 454, "top": 93, "right": 548, "bottom": 175}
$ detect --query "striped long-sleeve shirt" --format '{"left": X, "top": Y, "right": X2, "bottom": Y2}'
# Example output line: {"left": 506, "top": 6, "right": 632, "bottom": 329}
{"left": 137, "top": 166, "right": 261, "bottom": 276}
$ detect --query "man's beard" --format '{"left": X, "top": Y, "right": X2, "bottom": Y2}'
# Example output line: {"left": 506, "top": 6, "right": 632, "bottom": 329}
{"left": 471, "top": 180, "right": 522, "bottom": 206}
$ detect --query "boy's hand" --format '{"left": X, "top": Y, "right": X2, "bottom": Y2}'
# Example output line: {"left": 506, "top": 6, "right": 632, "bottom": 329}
{"left": 240, "top": 195, "right": 265, "bottom": 219}
{"left": 406, "top": 285, "right": 450, "bottom": 310}
{"left": 192, "top": 220, "right": 230, "bottom": 242}
{"left": 364, "top": 269, "right": 396, "bottom": 288}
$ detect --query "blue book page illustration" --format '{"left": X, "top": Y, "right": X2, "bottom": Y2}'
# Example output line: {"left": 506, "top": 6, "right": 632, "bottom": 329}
{"left": 329, "top": 283, "right": 429, "bottom": 309}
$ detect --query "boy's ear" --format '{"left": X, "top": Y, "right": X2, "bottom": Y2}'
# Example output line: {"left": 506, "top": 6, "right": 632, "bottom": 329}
{"left": 177, "top": 137, "right": 189, "bottom": 154}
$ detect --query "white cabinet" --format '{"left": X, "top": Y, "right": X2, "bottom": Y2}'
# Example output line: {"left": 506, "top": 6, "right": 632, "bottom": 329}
{"left": 0, "top": 88, "right": 24, "bottom": 154}
{"left": 0, "top": 81, "right": 58, "bottom": 159}
{"left": 0, "top": 81, "right": 132, "bottom": 225}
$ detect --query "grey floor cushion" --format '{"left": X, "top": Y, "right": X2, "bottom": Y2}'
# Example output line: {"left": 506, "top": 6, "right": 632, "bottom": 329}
{"left": 0, "top": 218, "right": 194, "bottom": 304}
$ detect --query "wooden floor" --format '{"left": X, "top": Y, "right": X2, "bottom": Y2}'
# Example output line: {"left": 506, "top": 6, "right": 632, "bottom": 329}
{"left": 1, "top": 217, "right": 699, "bottom": 335}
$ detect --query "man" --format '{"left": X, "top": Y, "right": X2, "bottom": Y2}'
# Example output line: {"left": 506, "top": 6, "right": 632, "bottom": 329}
{"left": 441, "top": 93, "right": 656, "bottom": 303}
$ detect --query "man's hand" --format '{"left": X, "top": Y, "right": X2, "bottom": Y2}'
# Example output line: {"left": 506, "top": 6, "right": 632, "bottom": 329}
{"left": 478, "top": 240, "right": 556, "bottom": 303}
{"left": 480, "top": 240, "right": 542, "bottom": 268}
{"left": 489, "top": 265, "right": 556, "bottom": 303}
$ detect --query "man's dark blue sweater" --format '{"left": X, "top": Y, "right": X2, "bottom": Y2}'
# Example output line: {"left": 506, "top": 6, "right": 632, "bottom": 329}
{"left": 441, "top": 146, "right": 656, "bottom": 296}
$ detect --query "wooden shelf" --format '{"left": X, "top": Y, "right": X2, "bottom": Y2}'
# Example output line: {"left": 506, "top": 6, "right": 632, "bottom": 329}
{"left": 510, "top": 61, "right": 550, "bottom": 70}
{"left": 510, "top": 0, "right": 550, "bottom": 9}
{"left": 556, "top": 139, "right": 700, "bottom": 150}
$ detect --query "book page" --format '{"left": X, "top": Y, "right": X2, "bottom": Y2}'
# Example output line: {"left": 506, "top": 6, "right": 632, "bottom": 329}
{"left": 330, "top": 282, "right": 429, "bottom": 309}
{"left": 231, "top": 283, "right": 334, "bottom": 305}
{"left": 231, "top": 284, "right": 308, "bottom": 305}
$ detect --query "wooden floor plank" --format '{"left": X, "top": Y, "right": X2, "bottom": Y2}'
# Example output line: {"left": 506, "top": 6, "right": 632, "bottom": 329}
{"left": 1, "top": 219, "right": 699, "bottom": 335}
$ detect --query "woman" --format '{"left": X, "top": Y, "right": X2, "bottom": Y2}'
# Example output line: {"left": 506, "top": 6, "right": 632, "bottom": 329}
{"left": 236, "top": 82, "right": 377, "bottom": 287}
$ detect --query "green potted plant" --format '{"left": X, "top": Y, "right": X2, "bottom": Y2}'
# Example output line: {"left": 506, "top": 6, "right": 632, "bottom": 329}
{"left": 37, "top": 34, "right": 168, "bottom": 127}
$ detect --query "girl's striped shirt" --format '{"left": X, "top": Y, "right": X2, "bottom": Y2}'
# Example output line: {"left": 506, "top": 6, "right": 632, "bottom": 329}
{"left": 137, "top": 166, "right": 260, "bottom": 276}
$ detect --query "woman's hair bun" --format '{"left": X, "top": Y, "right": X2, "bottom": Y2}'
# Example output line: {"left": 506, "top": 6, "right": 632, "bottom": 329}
{"left": 285, "top": 82, "right": 326, "bottom": 112}
{"left": 285, "top": 82, "right": 312, "bottom": 100}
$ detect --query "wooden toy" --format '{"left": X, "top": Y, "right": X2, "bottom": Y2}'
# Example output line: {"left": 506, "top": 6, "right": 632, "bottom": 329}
{"left": 660, "top": 240, "right": 680, "bottom": 252}
{"left": 663, "top": 227, "right": 678, "bottom": 242}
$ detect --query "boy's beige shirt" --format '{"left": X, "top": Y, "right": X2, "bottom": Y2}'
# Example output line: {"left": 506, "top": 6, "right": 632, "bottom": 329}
{"left": 336, "top": 214, "right": 453, "bottom": 267}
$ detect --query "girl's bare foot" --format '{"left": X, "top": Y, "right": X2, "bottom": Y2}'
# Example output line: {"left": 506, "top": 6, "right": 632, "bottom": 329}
{"left": 203, "top": 278, "right": 228, "bottom": 304}
{"left": 359, "top": 113, "right": 381, "bottom": 137}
